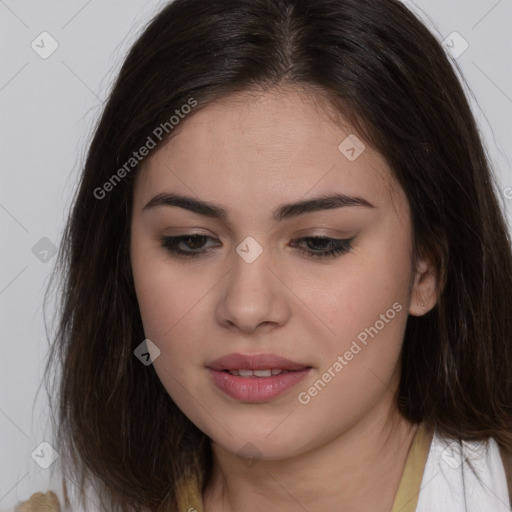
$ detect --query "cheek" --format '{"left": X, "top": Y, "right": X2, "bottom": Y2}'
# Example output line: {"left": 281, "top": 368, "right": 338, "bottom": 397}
{"left": 131, "top": 227, "right": 211, "bottom": 345}
{"left": 302, "top": 235, "right": 412, "bottom": 395}
{"left": 297, "top": 271, "right": 408, "bottom": 421}
{"left": 130, "top": 236, "right": 220, "bottom": 409}
{"left": 133, "top": 265, "right": 209, "bottom": 345}
{"left": 131, "top": 259, "right": 172, "bottom": 340}
{"left": 306, "top": 246, "right": 411, "bottom": 341}
{"left": 130, "top": 241, "right": 209, "bottom": 417}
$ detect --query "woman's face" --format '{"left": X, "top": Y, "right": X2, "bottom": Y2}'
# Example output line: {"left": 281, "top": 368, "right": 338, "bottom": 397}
{"left": 130, "top": 87, "right": 433, "bottom": 460}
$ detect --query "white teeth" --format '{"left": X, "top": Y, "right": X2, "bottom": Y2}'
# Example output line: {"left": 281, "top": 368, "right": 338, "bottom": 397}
{"left": 226, "top": 369, "right": 289, "bottom": 377}
{"left": 253, "top": 369, "right": 272, "bottom": 377}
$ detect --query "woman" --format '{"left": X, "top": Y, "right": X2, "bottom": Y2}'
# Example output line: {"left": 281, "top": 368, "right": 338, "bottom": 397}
{"left": 16, "top": 0, "right": 512, "bottom": 510}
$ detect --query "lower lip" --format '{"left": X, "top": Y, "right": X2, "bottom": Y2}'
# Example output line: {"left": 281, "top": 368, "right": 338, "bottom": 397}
{"left": 207, "top": 368, "right": 311, "bottom": 402}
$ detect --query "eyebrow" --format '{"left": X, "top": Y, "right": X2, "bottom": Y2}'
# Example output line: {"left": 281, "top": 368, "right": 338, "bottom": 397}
{"left": 143, "top": 192, "right": 375, "bottom": 222}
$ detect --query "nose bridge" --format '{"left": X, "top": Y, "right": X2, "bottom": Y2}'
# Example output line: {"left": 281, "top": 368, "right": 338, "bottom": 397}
{"left": 232, "top": 237, "right": 271, "bottom": 293}
{"left": 216, "top": 235, "right": 289, "bottom": 331}
{"left": 229, "top": 235, "right": 274, "bottom": 304}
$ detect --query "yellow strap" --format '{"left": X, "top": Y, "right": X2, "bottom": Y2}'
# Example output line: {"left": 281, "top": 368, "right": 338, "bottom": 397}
{"left": 176, "top": 469, "right": 204, "bottom": 512}
{"left": 390, "top": 423, "right": 433, "bottom": 512}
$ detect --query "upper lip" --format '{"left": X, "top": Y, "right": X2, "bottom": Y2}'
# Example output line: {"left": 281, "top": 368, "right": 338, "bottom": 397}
{"left": 207, "top": 353, "right": 310, "bottom": 371}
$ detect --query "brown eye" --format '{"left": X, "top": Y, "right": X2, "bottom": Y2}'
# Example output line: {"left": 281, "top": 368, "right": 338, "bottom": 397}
{"left": 291, "top": 236, "right": 353, "bottom": 259}
{"left": 161, "top": 234, "right": 354, "bottom": 260}
{"left": 161, "top": 235, "right": 217, "bottom": 258}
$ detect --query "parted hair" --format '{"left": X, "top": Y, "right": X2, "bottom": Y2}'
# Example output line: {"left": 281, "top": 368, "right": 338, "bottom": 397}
{"left": 42, "top": 0, "right": 512, "bottom": 510}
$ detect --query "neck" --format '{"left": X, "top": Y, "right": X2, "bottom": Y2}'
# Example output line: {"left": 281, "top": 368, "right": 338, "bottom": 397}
{"left": 203, "top": 398, "right": 419, "bottom": 512}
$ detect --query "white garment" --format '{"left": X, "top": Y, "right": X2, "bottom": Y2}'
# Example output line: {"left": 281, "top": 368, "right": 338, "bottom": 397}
{"left": 416, "top": 430, "right": 511, "bottom": 512}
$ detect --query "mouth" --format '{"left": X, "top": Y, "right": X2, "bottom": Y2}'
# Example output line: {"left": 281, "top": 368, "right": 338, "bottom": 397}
{"left": 207, "top": 353, "right": 312, "bottom": 402}
{"left": 222, "top": 368, "right": 296, "bottom": 377}
{"left": 207, "top": 352, "right": 310, "bottom": 372}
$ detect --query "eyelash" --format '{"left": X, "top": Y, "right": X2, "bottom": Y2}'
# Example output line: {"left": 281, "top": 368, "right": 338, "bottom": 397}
{"left": 160, "top": 234, "right": 353, "bottom": 260}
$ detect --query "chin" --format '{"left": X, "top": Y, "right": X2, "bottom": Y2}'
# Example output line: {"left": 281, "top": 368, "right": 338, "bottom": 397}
{"left": 211, "top": 427, "right": 309, "bottom": 461}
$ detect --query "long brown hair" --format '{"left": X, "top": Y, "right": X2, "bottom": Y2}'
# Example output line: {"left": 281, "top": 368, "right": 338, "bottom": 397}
{"left": 43, "top": 0, "right": 512, "bottom": 510}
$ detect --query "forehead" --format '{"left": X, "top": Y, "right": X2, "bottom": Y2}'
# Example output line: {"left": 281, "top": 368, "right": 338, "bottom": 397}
{"left": 134, "top": 87, "right": 403, "bottom": 217}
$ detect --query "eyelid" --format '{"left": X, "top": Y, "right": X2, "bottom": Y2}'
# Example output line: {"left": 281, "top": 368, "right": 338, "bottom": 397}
{"left": 291, "top": 227, "right": 354, "bottom": 238}
{"left": 159, "top": 228, "right": 352, "bottom": 243}
{"left": 159, "top": 233, "right": 355, "bottom": 260}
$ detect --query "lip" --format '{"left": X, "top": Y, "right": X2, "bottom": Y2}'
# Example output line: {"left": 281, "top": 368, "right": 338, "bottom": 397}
{"left": 207, "top": 353, "right": 312, "bottom": 402}
{"left": 207, "top": 352, "right": 309, "bottom": 371}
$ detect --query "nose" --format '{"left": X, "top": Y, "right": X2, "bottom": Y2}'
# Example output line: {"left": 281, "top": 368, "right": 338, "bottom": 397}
{"left": 215, "top": 243, "right": 291, "bottom": 334}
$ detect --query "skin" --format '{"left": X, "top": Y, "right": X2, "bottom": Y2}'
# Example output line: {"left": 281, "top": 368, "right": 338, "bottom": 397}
{"left": 130, "top": 86, "right": 438, "bottom": 512}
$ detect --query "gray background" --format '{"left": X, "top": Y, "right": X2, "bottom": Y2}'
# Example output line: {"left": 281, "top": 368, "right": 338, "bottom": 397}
{"left": 1, "top": 0, "right": 511, "bottom": 510}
